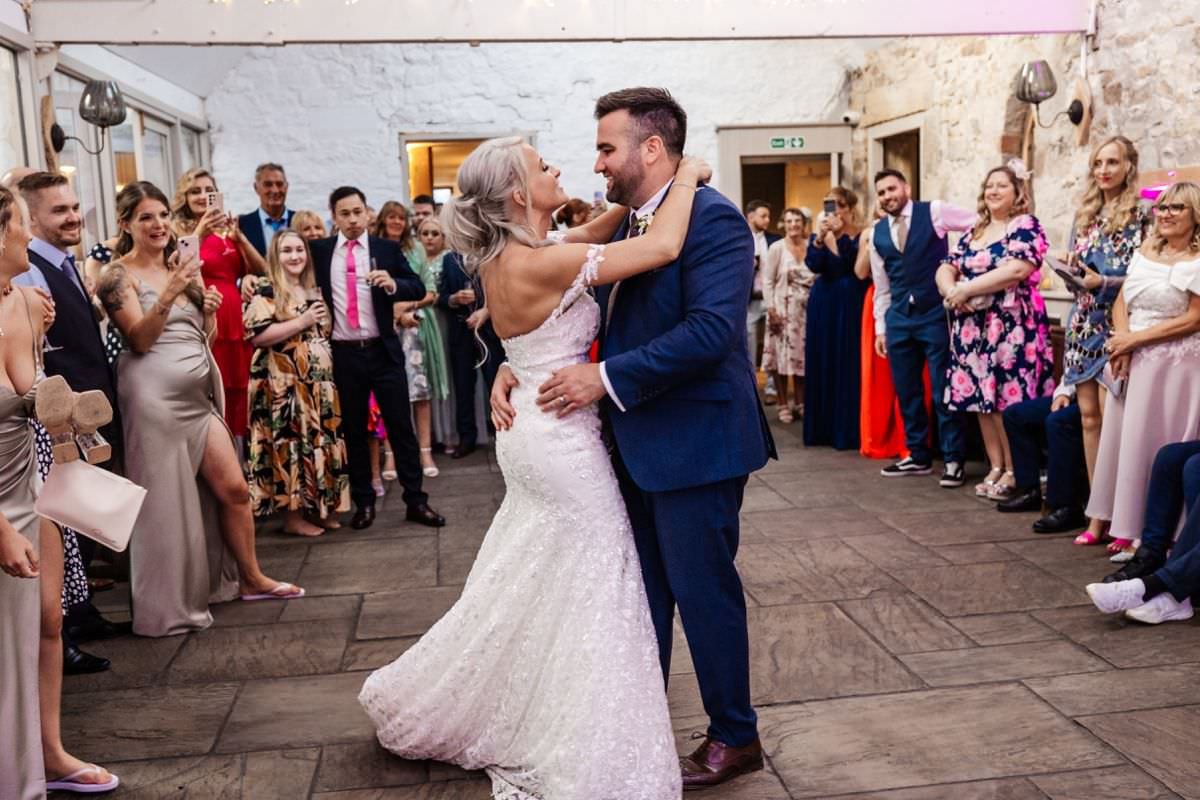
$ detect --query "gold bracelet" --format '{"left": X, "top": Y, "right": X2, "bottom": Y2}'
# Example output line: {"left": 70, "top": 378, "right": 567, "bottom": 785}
{"left": 673, "top": 182, "right": 697, "bottom": 191}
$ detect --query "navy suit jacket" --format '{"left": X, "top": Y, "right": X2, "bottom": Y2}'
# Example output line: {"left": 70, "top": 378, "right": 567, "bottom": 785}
{"left": 308, "top": 235, "right": 426, "bottom": 366}
{"left": 238, "top": 209, "right": 295, "bottom": 256}
{"left": 595, "top": 186, "right": 776, "bottom": 493}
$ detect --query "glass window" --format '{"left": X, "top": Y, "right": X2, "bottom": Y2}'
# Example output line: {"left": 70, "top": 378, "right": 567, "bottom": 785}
{"left": 0, "top": 48, "right": 25, "bottom": 170}
{"left": 52, "top": 73, "right": 106, "bottom": 250}
{"left": 181, "top": 128, "right": 202, "bottom": 171}
{"left": 142, "top": 126, "right": 170, "bottom": 192}
{"left": 110, "top": 120, "right": 137, "bottom": 193}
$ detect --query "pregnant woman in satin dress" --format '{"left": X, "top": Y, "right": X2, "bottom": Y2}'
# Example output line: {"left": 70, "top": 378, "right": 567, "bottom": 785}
{"left": 359, "top": 139, "right": 711, "bottom": 799}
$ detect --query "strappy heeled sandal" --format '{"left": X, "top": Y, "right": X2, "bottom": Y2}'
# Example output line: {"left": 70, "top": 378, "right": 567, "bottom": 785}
{"left": 35, "top": 375, "right": 79, "bottom": 464}
{"left": 72, "top": 389, "right": 114, "bottom": 464}
{"left": 987, "top": 470, "right": 1017, "bottom": 502}
{"left": 420, "top": 447, "right": 439, "bottom": 478}
{"left": 975, "top": 467, "right": 1003, "bottom": 497}
{"left": 778, "top": 406, "right": 794, "bottom": 424}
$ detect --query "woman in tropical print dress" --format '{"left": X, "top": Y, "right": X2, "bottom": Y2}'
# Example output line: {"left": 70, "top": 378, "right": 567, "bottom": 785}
{"left": 937, "top": 163, "right": 1053, "bottom": 501}
{"left": 244, "top": 230, "right": 349, "bottom": 537}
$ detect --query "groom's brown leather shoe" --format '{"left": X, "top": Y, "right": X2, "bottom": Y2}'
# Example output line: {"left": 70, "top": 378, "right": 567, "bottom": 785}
{"left": 680, "top": 735, "right": 763, "bottom": 790}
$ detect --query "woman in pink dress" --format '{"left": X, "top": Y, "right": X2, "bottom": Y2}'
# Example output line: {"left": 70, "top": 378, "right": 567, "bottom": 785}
{"left": 171, "top": 168, "right": 265, "bottom": 440}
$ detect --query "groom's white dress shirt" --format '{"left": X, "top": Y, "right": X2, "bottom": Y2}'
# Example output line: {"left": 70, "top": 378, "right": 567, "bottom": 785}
{"left": 599, "top": 179, "right": 673, "bottom": 413}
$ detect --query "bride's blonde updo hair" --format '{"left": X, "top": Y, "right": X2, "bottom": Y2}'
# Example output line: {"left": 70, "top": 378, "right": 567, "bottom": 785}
{"left": 441, "top": 136, "right": 543, "bottom": 274}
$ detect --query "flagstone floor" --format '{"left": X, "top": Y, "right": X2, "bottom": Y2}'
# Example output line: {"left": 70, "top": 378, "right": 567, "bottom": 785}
{"left": 58, "top": 417, "right": 1199, "bottom": 799}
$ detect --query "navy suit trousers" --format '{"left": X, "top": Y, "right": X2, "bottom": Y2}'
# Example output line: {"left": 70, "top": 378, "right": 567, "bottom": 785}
{"left": 1002, "top": 397, "right": 1087, "bottom": 509}
{"left": 885, "top": 305, "right": 964, "bottom": 464}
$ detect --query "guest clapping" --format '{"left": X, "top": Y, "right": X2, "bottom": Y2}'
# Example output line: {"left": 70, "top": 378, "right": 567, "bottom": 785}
{"left": 244, "top": 231, "right": 350, "bottom": 536}
{"left": 761, "top": 208, "right": 815, "bottom": 422}
{"left": 936, "top": 162, "right": 1053, "bottom": 501}
{"left": 99, "top": 181, "right": 302, "bottom": 637}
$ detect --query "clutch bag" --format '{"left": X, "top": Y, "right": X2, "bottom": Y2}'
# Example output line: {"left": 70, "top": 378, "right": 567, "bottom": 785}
{"left": 35, "top": 459, "right": 147, "bottom": 553}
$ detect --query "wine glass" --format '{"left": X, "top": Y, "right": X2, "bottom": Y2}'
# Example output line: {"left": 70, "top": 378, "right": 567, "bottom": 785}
{"left": 304, "top": 287, "right": 331, "bottom": 339}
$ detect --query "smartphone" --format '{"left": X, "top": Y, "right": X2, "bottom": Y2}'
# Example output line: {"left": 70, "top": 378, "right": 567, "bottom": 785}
{"left": 823, "top": 199, "right": 837, "bottom": 216}
{"left": 177, "top": 234, "right": 200, "bottom": 264}
{"left": 206, "top": 192, "right": 225, "bottom": 215}
{"left": 593, "top": 190, "right": 605, "bottom": 205}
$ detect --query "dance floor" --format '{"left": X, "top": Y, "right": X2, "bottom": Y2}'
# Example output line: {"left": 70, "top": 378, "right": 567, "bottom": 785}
{"left": 58, "top": 416, "right": 1197, "bottom": 798}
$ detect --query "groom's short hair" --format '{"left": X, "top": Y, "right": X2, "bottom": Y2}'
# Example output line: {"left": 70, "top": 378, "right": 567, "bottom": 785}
{"left": 595, "top": 87, "right": 687, "bottom": 157}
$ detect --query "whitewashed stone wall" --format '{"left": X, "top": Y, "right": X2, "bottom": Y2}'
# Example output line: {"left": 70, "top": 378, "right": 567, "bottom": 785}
{"left": 204, "top": 40, "right": 872, "bottom": 215}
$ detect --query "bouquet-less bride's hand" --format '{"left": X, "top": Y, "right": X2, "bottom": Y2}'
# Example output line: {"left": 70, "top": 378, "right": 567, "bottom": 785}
{"left": 675, "top": 156, "right": 712, "bottom": 187}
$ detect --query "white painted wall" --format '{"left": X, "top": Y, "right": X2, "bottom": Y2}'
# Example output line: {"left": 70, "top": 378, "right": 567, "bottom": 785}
{"left": 204, "top": 40, "right": 873, "bottom": 215}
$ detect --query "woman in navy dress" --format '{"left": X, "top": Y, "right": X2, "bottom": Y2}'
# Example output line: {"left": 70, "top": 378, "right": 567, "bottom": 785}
{"left": 804, "top": 186, "right": 869, "bottom": 449}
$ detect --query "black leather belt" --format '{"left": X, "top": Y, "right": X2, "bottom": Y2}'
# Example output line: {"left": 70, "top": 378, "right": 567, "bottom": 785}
{"left": 331, "top": 338, "right": 382, "bottom": 349}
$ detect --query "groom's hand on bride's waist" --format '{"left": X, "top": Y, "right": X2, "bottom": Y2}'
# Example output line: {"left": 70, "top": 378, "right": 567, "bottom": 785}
{"left": 538, "top": 363, "right": 605, "bottom": 418}
{"left": 490, "top": 365, "right": 520, "bottom": 431}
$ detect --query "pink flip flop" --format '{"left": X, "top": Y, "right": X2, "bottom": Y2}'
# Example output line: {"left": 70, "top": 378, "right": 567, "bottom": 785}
{"left": 46, "top": 764, "right": 119, "bottom": 794}
{"left": 240, "top": 582, "right": 305, "bottom": 602}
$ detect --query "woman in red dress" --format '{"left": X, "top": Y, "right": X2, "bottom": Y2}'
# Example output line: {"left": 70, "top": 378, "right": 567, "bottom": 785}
{"left": 171, "top": 168, "right": 266, "bottom": 441}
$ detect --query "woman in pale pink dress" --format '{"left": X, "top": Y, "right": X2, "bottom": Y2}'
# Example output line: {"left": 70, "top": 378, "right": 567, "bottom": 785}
{"left": 761, "top": 207, "right": 815, "bottom": 422}
{"left": 1085, "top": 181, "right": 1200, "bottom": 559}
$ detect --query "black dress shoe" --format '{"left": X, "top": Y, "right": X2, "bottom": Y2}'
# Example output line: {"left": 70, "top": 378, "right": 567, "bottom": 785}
{"left": 406, "top": 503, "right": 446, "bottom": 528}
{"left": 451, "top": 442, "right": 477, "bottom": 460}
{"left": 1103, "top": 545, "right": 1164, "bottom": 583}
{"left": 997, "top": 487, "right": 1042, "bottom": 513}
{"left": 67, "top": 614, "right": 132, "bottom": 644}
{"left": 63, "top": 640, "right": 110, "bottom": 675}
{"left": 1032, "top": 505, "right": 1088, "bottom": 534}
{"left": 350, "top": 505, "right": 376, "bottom": 530}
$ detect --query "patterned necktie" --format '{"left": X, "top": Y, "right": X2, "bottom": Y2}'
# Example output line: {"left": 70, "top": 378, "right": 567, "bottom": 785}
{"left": 345, "top": 240, "right": 360, "bottom": 329}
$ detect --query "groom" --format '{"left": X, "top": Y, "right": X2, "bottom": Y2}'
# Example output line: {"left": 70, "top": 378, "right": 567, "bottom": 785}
{"left": 504, "top": 87, "right": 775, "bottom": 788}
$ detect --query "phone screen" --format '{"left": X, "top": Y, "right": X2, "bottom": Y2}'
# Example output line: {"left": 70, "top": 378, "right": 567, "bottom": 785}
{"left": 823, "top": 199, "right": 837, "bottom": 216}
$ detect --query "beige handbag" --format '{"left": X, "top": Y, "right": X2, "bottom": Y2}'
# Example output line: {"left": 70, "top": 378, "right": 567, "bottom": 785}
{"left": 35, "top": 459, "right": 147, "bottom": 553}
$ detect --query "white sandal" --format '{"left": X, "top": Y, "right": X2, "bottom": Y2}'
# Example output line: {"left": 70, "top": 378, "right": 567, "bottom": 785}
{"left": 421, "top": 447, "right": 439, "bottom": 478}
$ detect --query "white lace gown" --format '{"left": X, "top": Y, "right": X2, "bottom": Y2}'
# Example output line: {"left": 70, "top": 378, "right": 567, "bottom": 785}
{"left": 359, "top": 248, "right": 682, "bottom": 800}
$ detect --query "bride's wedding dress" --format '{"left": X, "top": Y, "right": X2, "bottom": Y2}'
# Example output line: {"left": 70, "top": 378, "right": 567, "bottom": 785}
{"left": 359, "top": 247, "right": 681, "bottom": 799}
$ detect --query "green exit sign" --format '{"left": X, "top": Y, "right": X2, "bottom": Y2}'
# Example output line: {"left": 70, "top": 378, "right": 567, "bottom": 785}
{"left": 770, "top": 136, "right": 805, "bottom": 150}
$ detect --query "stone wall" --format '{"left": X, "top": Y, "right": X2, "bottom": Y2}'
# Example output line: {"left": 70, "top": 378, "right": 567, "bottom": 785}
{"left": 846, "top": 1, "right": 1200, "bottom": 256}
{"left": 204, "top": 40, "right": 871, "bottom": 215}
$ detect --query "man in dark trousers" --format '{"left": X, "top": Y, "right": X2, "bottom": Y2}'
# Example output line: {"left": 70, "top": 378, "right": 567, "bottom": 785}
{"left": 309, "top": 186, "right": 444, "bottom": 530}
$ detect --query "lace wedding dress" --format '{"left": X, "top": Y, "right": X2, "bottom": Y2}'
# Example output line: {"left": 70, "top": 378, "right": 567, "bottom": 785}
{"left": 359, "top": 246, "right": 681, "bottom": 800}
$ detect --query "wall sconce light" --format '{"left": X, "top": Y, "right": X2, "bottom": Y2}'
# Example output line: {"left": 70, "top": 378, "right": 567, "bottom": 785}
{"left": 49, "top": 80, "right": 128, "bottom": 156}
{"left": 1015, "top": 60, "right": 1084, "bottom": 128}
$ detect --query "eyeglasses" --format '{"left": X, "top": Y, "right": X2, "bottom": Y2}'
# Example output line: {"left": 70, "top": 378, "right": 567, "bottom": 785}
{"left": 1154, "top": 202, "right": 1189, "bottom": 216}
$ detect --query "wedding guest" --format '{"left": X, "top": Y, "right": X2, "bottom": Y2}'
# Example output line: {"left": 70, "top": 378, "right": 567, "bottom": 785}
{"left": 308, "top": 186, "right": 444, "bottom": 530}
{"left": 291, "top": 209, "right": 327, "bottom": 242}
{"left": 995, "top": 383, "right": 1088, "bottom": 533}
{"left": 237, "top": 162, "right": 294, "bottom": 256}
{"left": 745, "top": 200, "right": 779, "bottom": 390}
{"left": 1061, "top": 136, "right": 1148, "bottom": 486}
{"left": 870, "top": 169, "right": 975, "bottom": 487}
{"left": 99, "top": 181, "right": 302, "bottom": 637}
{"left": 395, "top": 217, "right": 451, "bottom": 475}
{"left": 0, "top": 184, "right": 119, "bottom": 796}
{"left": 935, "top": 163, "right": 1054, "bottom": 501}
{"left": 1081, "top": 182, "right": 1200, "bottom": 556}
{"left": 554, "top": 198, "right": 591, "bottom": 229}
{"left": 372, "top": 200, "right": 414, "bottom": 251}
{"left": 412, "top": 194, "right": 436, "bottom": 225}
{"left": 244, "top": 230, "right": 348, "bottom": 536}
{"left": 761, "top": 207, "right": 814, "bottom": 422}
{"left": 84, "top": 235, "right": 125, "bottom": 365}
{"left": 171, "top": 168, "right": 266, "bottom": 445}
{"left": 805, "top": 187, "right": 869, "bottom": 449}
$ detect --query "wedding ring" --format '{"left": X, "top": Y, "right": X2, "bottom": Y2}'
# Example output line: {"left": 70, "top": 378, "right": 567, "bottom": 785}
{"left": 558, "top": 395, "right": 567, "bottom": 406}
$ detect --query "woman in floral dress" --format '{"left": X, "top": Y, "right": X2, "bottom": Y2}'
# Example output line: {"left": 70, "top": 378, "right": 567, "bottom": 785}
{"left": 244, "top": 230, "right": 348, "bottom": 536}
{"left": 937, "top": 163, "right": 1053, "bottom": 500}
{"left": 761, "top": 207, "right": 815, "bottom": 422}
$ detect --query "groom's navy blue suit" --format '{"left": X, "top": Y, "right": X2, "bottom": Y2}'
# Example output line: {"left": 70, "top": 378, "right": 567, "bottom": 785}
{"left": 594, "top": 185, "right": 776, "bottom": 747}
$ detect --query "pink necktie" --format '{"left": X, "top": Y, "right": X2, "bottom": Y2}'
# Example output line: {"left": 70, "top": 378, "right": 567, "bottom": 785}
{"left": 345, "top": 240, "right": 360, "bottom": 330}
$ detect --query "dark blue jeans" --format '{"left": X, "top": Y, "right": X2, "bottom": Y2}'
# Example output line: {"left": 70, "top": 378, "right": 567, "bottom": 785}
{"left": 1002, "top": 396, "right": 1087, "bottom": 509}
{"left": 1140, "top": 441, "right": 1200, "bottom": 557}
{"left": 885, "top": 305, "right": 964, "bottom": 464}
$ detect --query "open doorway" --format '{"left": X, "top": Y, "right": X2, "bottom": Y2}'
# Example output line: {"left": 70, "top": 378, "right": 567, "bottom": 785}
{"left": 740, "top": 154, "right": 833, "bottom": 231}
{"left": 880, "top": 129, "right": 921, "bottom": 200}
{"left": 404, "top": 138, "right": 487, "bottom": 202}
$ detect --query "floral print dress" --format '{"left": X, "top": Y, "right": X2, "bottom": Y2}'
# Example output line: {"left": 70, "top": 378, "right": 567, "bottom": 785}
{"left": 243, "top": 281, "right": 349, "bottom": 519}
{"left": 945, "top": 214, "right": 1054, "bottom": 413}
{"left": 1061, "top": 211, "right": 1148, "bottom": 386}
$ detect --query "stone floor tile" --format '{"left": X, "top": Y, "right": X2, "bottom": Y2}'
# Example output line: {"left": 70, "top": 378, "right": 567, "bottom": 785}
{"left": 880, "top": 510, "right": 1035, "bottom": 546}
{"left": 1025, "top": 663, "right": 1200, "bottom": 717}
{"left": 843, "top": 533, "right": 952, "bottom": 571}
{"left": 857, "top": 490, "right": 976, "bottom": 516}
{"left": 60, "top": 634, "right": 184, "bottom": 694}
{"left": 356, "top": 587, "right": 463, "bottom": 639}
{"left": 86, "top": 749, "right": 319, "bottom": 799}
{"left": 935, "top": 543, "right": 1021, "bottom": 564}
{"left": 312, "top": 780, "right": 493, "bottom": 799}
{"left": 948, "top": 612, "right": 1062, "bottom": 646}
{"left": 822, "top": 777, "right": 1046, "bottom": 799}
{"left": 60, "top": 683, "right": 240, "bottom": 762}
{"left": 839, "top": 592, "right": 974, "bottom": 654}
{"left": 342, "top": 637, "right": 418, "bottom": 672}
{"left": 1030, "top": 765, "right": 1182, "bottom": 799}
{"left": 216, "top": 672, "right": 375, "bottom": 753}
{"left": 891, "top": 561, "right": 1084, "bottom": 616}
{"left": 166, "top": 619, "right": 351, "bottom": 684}
{"left": 298, "top": 538, "right": 438, "bottom": 595}
{"left": 738, "top": 540, "right": 900, "bottom": 605}
{"left": 208, "top": 595, "right": 288, "bottom": 628}
{"left": 313, "top": 742, "right": 428, "bottom": 792}
{"left": 278, "top": 594, "right": 362, "bottom": 624}
{"left": 899, "top": 640, "right": 1110, "bottom": 687}
{"left": 759, "top": 684, "right": 1122, "bottom": 797}
{"left": 1033, "top": 606, "right": 1200, "bottom": 668}
{"left": 1034, "top": 556, "right": 1116, "bottom": 587}
{"left": 437, "top": 546, "right": 477, "bottom": 586}
{"left": 1078, "top": 706, "right": 1200, "bottom": 800}
{"left": 740, "top": 483, "right": 795, "bottom": 512}
{"left": 741, "top": 508, "right": 891, "bottom": 540}
{"left": 999, "top": 537, "right": 1101, "bottom": 563}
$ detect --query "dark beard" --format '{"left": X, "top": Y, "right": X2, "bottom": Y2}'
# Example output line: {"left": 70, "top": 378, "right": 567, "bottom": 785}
{"left": 605, "top": 157, "right": 646, "bottom": 207}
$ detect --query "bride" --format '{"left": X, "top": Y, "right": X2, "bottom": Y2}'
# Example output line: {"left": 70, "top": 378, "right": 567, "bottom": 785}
{"left": 358, "top": 137, "right": 709, "bottom": 799}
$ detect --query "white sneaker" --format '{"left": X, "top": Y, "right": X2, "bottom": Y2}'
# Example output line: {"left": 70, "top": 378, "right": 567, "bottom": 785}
{"left": 1086, "top": 579, "right": 1146, "bottom": 614}
{"left": 1125, "top": 594, "right": 1194, "bottom": 624}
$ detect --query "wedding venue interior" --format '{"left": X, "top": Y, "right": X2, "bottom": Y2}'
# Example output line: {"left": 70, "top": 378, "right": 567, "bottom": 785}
{"left": 3, "top": 0, "right": 1199, "bottom": 798}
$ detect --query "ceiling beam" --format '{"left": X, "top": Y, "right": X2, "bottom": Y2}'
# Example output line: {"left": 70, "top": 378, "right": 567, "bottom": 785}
{"left": 31, "top": 0, "right": 1092, "bottom": 45}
